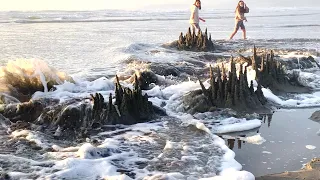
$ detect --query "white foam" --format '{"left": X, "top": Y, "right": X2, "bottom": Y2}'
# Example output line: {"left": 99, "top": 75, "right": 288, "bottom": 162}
{"left": 263, "top": 88, "right": 320, "bottom": 107}
{"left": 145, "top": 173, "right": 185, "bottom": 180}
{"left": 10, "top": 130, "right": 52, "bottom": 149}
{"left": 144, "top": 85, "right": 164, "bottom": 98}
{"left": 175, "top": 118, "right": 256, "bottom": 180}
{"left": 76, "top": 143, "right": 100, "bottom": 159}
{"left": 17, "top": 76, "right": 260, "bottom": 180}
{"left": 279, "top": 53, "right": 316, "bottom": 59}
{"left": 206, "top": 138, "right": 255, "bottom": 180}
{"left": 148, "top": 96, "right": 164, "bottom": 107}
{"left": 298, "top": 71, "right": 320, "bottom": 89}
{"left": 8, "top": 172, "right": 33, "bottom": 180}
{"left": 243, "top": 134, "right": 266, "bottom": 145}
{"left": 0, "top": 154, "right": 57, "bottom": 179}
{"left": 149, "top": 78, "right": 270, "bottom": 179}
{"left": 103, "top": 174, "right": 132, "bottom": 180}
{"left": 253, "top": 69, "right": 320, "bottom": 108}
{"left": 163, "top": 80, "right": 202, "bottom": 98}
{"left": 163, "top": 140, "right": 175, "bottom": 150}
{"left": 41, "top": 121, "right": 167, "bottom": 179}
{"left": 246, "top": 67, "right": 257, "bottom": 86}
{"left": 212, "top": 118, "right": 261, "bottom": 134}
{"left": 141, "top": 81, "right": 263, "bottom": 179}
{"left": 130, "top": 122, "right": 163, "bottom": 133}
{"left": 277, "top": 109, "right": 296, "bottom": 112}
{"left": 49, "top": 157, "right": 120, "bottom": 179}
{"left": 262, "top": 151, "right": 273, "bottom": 154}
{"left": 32, "top": 77, "right": 115, "bottom": 103}
{"left": 306, "top": 145, "right": 316, "bottom": 150}
{"left": 47, "top": 141, "right": 147, "bottom": 179}
{"left": 195, "top": 121, "right": 213, "bottom": 135}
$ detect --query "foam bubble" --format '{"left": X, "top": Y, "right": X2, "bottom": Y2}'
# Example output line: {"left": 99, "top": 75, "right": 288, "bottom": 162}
{"left": 262, "top": 151, "right": 273, "bottom": 154}
{"left": 306, "top": 145, "right": 316, "bottom": 150}
{"left": 244, "top": 134, "right": 266, "bottom": 145}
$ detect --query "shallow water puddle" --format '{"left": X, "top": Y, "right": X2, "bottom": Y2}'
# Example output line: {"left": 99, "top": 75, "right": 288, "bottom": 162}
{"left": 222, "top": 108, "right": 320, "bottom": 177}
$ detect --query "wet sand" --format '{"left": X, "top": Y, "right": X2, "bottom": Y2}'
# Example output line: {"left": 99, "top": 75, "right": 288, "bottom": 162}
{"left": 256, "top": 170, "right": 320, "bottom": 180}
{"left": 223, "top": 108, "right": 320, "bottom": 177}
{"left": 256, "top": 158, "right": 320, "bottom": 180}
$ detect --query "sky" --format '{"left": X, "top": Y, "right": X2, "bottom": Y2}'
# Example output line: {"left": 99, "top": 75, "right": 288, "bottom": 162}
{"left": 0, "top": 0, "right": 318, "bottom": 11}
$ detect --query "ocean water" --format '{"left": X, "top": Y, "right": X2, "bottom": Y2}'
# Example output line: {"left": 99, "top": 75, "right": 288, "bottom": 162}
{"left": 0, "top": 6, "right": 319, "bottom": 180}
{"left": 223, "top": 108, "right": 320, "bottom": 177}
{"left": 0, "top": 8, "right": 319, "bottom": 76}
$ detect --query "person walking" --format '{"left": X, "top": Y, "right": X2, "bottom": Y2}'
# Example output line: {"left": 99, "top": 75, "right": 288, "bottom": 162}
{"left": 229, "top": 0, "right": 249, "bottom": 40}
{"left": 189, "top": 0, "right": 205, "bottom": 33}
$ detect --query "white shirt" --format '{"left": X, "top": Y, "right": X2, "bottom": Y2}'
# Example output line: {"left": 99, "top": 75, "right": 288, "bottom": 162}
{"left": 189, "top": 5, "right": 199, "bottom": 24}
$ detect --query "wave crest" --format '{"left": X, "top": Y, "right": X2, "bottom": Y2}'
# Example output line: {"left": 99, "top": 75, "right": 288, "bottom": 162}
{"left": 0, "top": 59, "right": 73, "bottom": 102}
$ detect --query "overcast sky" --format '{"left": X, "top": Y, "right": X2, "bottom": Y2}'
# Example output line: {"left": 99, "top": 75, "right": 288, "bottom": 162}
{"left": 0, "top": 0, "right": 318, "bottom": 11}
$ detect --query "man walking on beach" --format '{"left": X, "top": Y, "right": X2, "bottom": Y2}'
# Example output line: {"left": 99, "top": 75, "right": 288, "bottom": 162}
{"left": 190, "top": 0, "right": 205, "bottom": 33}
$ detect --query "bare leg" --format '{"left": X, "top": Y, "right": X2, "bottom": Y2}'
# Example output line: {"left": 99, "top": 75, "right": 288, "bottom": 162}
{"left": 197, "top": 24, "right": 201, "bottom": 34}
{"left": 242, "top": 29, "right": 247, "bottom": 39}
{"left": 229, "top": 29, "right": 238, "bottom": 40}
{"left": 191, "top": 25, "right": 196, "bottom": 34}
{"left": 192, "top": 23, "right": 201, "bottom": 34}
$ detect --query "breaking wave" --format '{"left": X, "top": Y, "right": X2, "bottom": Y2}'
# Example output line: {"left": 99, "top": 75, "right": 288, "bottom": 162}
{"left": 0, "top": 59, "right": 73, "bottom": 102}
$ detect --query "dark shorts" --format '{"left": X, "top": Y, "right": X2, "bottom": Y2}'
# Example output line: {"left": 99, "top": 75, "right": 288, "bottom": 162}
{"left": 235, "top": 20, "right": 245, "bottom": 30}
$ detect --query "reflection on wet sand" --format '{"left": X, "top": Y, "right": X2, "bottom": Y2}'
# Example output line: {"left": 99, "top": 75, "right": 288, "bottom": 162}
{"left": 227, "top": 138, "right": 245, "bottom": 150}
{"left": 219, "top": 135, "right": 247, "bottom": 150}
{"left": 221, "top": 114, "right": 274, "bottom": 150}
{"left": 261, "top": 114, "right": 274, "bottom": 128}
{"left": 221, "top": 108, "right": 320, "bottom": 177}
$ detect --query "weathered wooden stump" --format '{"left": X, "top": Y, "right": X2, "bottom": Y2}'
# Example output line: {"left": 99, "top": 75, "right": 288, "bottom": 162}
{"left": 177, "top": 28, "right": 214, "bottom": 52}
{"left": 184, "top": 58, "right": 268, "bottom": 114}
{"left": 251, "top": 46, "right": 310, "bottom": 93}
{"left": 0, "top": 75, "right": 166, "bottom": 139}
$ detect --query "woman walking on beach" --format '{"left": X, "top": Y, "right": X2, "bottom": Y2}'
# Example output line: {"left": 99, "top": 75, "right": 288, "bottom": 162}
{"left": 189, "top": 0, "right": 205, "bottom": 33}
{"left": 229, "top": 0, "right": 249, "bottom": 40}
